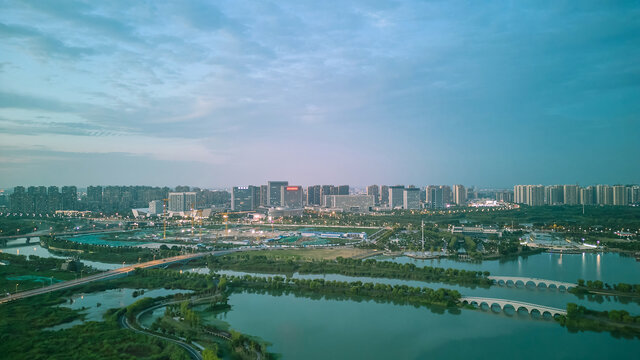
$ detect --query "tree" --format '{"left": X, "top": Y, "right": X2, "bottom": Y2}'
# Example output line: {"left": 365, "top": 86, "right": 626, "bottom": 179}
{"left": 202, "top": 348, "right": 220, "bottom": 360}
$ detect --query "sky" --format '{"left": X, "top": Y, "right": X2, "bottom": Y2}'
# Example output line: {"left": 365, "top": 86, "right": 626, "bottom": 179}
{"left": 1, "top": 0, "right": 639, "bottom": 189}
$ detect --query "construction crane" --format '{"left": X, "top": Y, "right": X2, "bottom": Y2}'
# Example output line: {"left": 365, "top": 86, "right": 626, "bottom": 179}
{"left": 219, "top": 211, "right": 255, "bottom": 233}
{"left": 162, "top": 198, "right": 169, "bottom": 240}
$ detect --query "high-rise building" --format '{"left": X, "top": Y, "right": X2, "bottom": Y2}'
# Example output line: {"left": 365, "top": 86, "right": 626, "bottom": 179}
{"left": 87, "top": 186, "right": 103, "bottom": 210}
{"left": 251, "top": 186, "right": 261, "bottom": 208}
{"left": 380, "top": 185, "right": 389, "bottom": 206}
{"left": 260, "top": 185, "right": 268, "bottom": 207}
{"left": 580, "top": 187, "right": 595, "bottom": 205}
{"left": 168, "top": 192, "right": 197, "bottom": 212}
{"left": 47, "top": 186, "right": 61, "bottom": 213}
{"left": 232, "top": 187, "right": 254, "bottom": 211}
{"left": 452, "top": 185, "right": 466, "bottom": 205}
{"left": 596, "top": 185, "right": 613, "bottom": 205}
{"left": 495, "top": 190, "right": 514, "bottom": 203}
{"left": 389, "top": 185, "right": 404, "bottom": 209}
{"left": 281, "top": 186, "right": 303, "bottom": 208}
{"left": 514, "top": 185, "right": 527, "bottom": 204}
{"left": 563, "top": 185, "right": 580, "bottom": 205}
{"left": 9, "top": 186, "right": 26, "bottom": 212}
{"left": 366, "top": 185, "right": 380, "bottom": 205}
{"left": 631, "top": 186, "right": 640, "bottom": 204}
{"left": 426, "top": 185, "right": 452, "bottom": 208}
{"left": 31, "top": 186, "right": 48, "bottom": 213}
{"left": 403, "top": 187, "right": 420, "bottom": 210}
{"left": 320, "top": 185, "right": 334, "bottom": 206}
{"left": 613, "top": 185, "right": 628, "bottom": 206}
{"left": 306, "top": 185, "right": 321, "bottom": 206}
{"left": 337, "top": 185, "right": 349, "bottom": 195}
{"left": 149, "top": 200, "right": 163, "bottom": 215}
{"left": 61, "top": 186, "right": 77, "bottom": 210}
{"left": 323, "top": 195, "right": 374, "bottom": 212}
{"left": 526, "top": 185, "right": 545, "bottom": 206}
{"left": 267, "top": 181, "right": 288, "bottom": 207}
{"left": 544, "top": 185, "right": 564, "bottom": 205}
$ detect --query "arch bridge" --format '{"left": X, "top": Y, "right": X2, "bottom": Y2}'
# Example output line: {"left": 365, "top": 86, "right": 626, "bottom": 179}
{"left": 461, "top": 296, "right": 566, "bottom": 317}
{"left": 488, "top": 276, "right": 576, "bottom": 290}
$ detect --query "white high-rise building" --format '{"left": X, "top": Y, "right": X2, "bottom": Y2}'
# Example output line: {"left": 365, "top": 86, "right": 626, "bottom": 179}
{"left": 452, "top": 185, "right": 466, "bottom": 205}
{"left": 563, "top": 185, "right": 580, "bottom": 205}
{"left": 168, "top": 192, "right": 197, "bottom": 212}
{"left": 613, "top": 185, "right": 628, "bottom": 206}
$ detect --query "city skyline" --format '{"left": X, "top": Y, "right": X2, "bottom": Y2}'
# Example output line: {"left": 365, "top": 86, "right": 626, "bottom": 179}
{"left": 2, "top": 1, "right": 639, "bottom": 187}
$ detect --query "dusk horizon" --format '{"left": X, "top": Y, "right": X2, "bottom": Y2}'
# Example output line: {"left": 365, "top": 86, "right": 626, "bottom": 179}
{"left": 2, "top": 1, "right": 639, "bottom": 188}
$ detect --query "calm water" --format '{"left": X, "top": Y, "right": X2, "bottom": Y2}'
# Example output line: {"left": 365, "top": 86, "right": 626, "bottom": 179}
{"left": 185, "top": 250, "right": 640, "bottom": 313}
{"left": 208, "top": 292, "right": 640, "bottom": 359}
{"left": 134, "top": 252, "right": 640, "bottom": 359}
{"left": 45, "top": 288, "right": 192, "bottom": 331}
{"left": 0, "top": 238, "right": 123, "bottom": 270}
{"left": 381, "top": 252, "right": 640, "bottom": 284}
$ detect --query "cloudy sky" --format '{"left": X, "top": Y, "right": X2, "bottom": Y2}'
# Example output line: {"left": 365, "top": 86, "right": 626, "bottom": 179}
{"left": 1, "top": 0, "right": 638, "bottom": 188}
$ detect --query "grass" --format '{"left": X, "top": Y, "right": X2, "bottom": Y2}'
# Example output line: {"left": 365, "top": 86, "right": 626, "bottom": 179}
{"left": 244, "top": 247, "right": 381, "bottom": 260}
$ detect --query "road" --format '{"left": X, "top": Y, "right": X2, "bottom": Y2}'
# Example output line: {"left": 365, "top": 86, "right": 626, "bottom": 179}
{"left": 0, "top": 251, "right": 232, "bottom": 305}
{"left": 119, "top": 314, "right": 203, "bottom": 360}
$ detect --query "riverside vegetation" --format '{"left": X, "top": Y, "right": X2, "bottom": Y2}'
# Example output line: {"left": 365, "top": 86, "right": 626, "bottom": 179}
{"left": 206, "top": 254, "right": 493, "bottom": 288}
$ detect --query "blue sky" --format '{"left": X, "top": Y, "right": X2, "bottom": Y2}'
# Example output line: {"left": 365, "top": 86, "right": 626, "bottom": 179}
{"left": 1, "top": 0, "right": 639, "bottom": 188}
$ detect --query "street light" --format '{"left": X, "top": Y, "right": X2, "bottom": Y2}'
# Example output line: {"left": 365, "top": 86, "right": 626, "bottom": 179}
{"left": 15, "top": 283, "right": 19, "bottom": 294}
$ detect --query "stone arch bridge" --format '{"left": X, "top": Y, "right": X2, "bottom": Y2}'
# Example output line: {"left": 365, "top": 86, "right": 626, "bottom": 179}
{"left": 488, "top": 276, "right": 577, "bottom": 290}
{"left": 461, "top": 296, "right": 567, "bottom": 317}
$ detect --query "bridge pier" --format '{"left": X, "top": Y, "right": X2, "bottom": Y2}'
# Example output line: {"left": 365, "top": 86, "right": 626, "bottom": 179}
{"left": 461, "top": 297, "right": 566, "bottom": 318}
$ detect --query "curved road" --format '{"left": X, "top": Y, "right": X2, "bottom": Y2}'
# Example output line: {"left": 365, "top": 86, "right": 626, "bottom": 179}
{"left": 0, "top": 250, "right": 239, "bottom": 305}
{"left": 119, "top": 314, "right": 202, "bottom": 360}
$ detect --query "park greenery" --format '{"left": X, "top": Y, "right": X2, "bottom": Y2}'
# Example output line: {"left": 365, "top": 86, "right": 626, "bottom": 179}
{"left": 207, "top": 253, "right": 492, "bottom": 287}
{"left": 224, "top": 273, "right": 462, "bottom": 309}
{"left": 0, "top": 292, "right": 192, "bottom": 360}
{"left": 0, "top": 253, "right": 88, "bottom": 294}
{"left": 556, "top": 303, "right": 640, "bottom": 339}
{"left": 40, "top": 235, "right": 193, "bottom": 264}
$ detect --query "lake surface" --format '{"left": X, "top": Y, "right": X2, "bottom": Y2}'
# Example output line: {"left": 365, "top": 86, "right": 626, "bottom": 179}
{"left": 206, "top": 292, "right": 640, "bottom": 359}
{"left": 0, "top": 238, "right": 123, "bottom": 270}
{"left": 380, "top": 252, "right": 640, "bottom": 284}
{"left": 46, "top": 288, "right": 191, "bottom": 331}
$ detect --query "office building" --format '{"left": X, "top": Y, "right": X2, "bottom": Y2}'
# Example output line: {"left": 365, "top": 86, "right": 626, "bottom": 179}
{"left": 320, "top": 185, "right": 334, "bottom": 206}
{"left": 337, "top": 185, "right": 349, "bottom": 195}
{"left": 281, "top": 186, "right": 303, "bottom": 208}
{"left": 380, "top": 185, "right": 389, "bottom": 206}
{"left": 260, "top": 185, "right": 268, "bottom": 207}
{"left": 267, "top": 181, "right": 288, "bottom": 207}
{"left": 403, "top": 187, "right": 421, "bottom": 210}
{"left": 306, "top": 185, "right": 321, "bottom": 206}
{"left": 389, "top": 185, "right": 404, "bottom": 209}
{"left": 232, "top": 186, "right": 254, "bottom": 211}
{"left": 323, "top": 195, "right": 374, "bottom": 213}
{"left": 366, "top": 185, "right": 380, "bottom": 205}
{"left": 251, "top": 186, "right": 261, "bottom": 208}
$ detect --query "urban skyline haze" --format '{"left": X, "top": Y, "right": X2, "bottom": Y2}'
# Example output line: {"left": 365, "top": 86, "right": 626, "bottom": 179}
{"left": 1, "top": 1, "right": 639, "bottom": 188}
